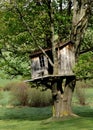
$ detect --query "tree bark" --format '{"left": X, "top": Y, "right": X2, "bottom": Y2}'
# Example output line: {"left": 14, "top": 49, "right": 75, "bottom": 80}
{"left": 71, "top": 0, "right": 89, "bottom": 58}
{"left": 52, "top": 77, "right": 76, "bottom": 118}
{"left": 48, "top": 0, "right": 75, "bottom": 118}
{"left": 49, "top": 0, "right": 90, "bottom": 118}
{"left": 60, "top": 77, "right": 76, "bottom": 117}
{"left": 52, "top": 79, "right": 63, "bottom": 117}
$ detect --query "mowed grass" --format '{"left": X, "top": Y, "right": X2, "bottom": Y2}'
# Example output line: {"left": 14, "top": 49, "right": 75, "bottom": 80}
{"left": 0, "top": 82, "right": 93, "bottom": 130}
{"left": 0, "top": 105, "right": 93, "bottom": 130}
{"left": 0, "top": 106, "right": 93, "bottom": 129}
{"left": 0, "top": 106, "right": 93, "bottom": 130}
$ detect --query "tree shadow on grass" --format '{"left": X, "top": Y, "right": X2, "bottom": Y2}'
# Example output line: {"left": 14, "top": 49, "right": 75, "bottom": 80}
{"left": 0, "top": 105, "right": 93, "bottom": 121}
{"left": 0, "top": 106, "right": 52, "bottom": 121}
{"left": 73, "top": 105, "right": 93, "bottom": 118}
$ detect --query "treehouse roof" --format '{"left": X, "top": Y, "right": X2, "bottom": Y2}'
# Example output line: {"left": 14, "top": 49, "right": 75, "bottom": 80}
{"left": 30, "top": 40, "right": 73, "bottom": 58}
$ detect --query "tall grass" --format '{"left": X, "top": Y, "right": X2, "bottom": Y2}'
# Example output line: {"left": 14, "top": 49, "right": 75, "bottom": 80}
{"left": 28, "top": 88, "right": 52, "bottom": 107}
{"left": 2, "top": 82, "right": 52, "bottom": 107}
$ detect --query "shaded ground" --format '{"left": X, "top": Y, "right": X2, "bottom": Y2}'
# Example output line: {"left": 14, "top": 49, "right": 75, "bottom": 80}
{"left": 0, "top": 105, "right": 93, "bottom": 130}
{"left": 0, "top": 106, "right": 52, "bottom": 121}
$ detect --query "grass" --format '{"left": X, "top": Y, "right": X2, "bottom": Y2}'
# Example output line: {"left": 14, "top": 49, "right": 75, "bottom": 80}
{"left": 0, "top": 106, "right": 93, "bottom": 130}
{"left": 0, "top": 80, "right": 93, "bottom": 130}
{"left": 0, "top": 79, "right": 11, "bottom": 87}
{"left": 0, "top": 106, "right": 52, "bottom": 130}
{"left": 0, "top": 79, "right": 20, "bottom": 88}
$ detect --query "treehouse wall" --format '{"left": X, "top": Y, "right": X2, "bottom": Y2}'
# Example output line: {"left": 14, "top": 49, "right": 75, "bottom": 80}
{"left": 31, "top": 43, "right": 75, "bottom": 80}
{"left": 31, "top": 55, "right": 48, "bottom": 79}
{"left": 58, "top": 44, "right": 75, "bottom": 75}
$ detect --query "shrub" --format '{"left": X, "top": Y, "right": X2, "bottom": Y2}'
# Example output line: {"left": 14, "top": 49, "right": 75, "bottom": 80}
{"left": 11, "top": 82, "right": 30, "bottom": 106}
{"left": 75, "top": 81, "right": 86, "bottom": 105}
{"left": 3, "top": 82, "right": 16, "bottom": 91}
{"left": 0, "top": 91, "right": 12, "bottom": 106}
{"left": 28, "top": 88, "right": 52, "bottom": 107}
{"left": 8, "top": 81, "right": 52, "bottom": 107}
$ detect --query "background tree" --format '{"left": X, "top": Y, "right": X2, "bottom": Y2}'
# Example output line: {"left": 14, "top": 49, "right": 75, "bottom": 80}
{"left": 0, "top": 0, "right": 93, "bottom": 118}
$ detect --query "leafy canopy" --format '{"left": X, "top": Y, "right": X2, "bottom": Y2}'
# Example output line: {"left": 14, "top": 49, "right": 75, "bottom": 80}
{"left": 0, "top": 0, "right": 93, "bottom": 79}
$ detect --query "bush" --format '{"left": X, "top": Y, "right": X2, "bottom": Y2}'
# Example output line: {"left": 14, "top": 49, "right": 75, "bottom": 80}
{"left": 6, "top": 81, "right": 52, "bottom": 107}
{"left": 11, "top": 82, "right": 30, "bottom": 106}
{"left": 76, "top": 81, "right": 86, "bottom": 105}
{"left": 3, "top": 82, "right": 17, "bottom": 91}
{"left": 28, "top": 88, "right": 52, "bottom": 107}
{"left": 0, "top": 91, "right": 12, "bottom": 106}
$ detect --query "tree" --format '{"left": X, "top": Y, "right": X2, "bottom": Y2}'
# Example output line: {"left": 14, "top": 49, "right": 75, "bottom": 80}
{"left": 46, "top": 0, "right": 91, "bottom": 117}
{"left": 75, "top": 28, "right": 93, "bottom": 79}
{"left": 0, "top": 0, "right": 92, "bottom": 118}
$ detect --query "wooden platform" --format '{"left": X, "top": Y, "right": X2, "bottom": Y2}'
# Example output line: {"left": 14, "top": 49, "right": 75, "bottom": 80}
{"left": 25, "top": 74, "right": 75, "bottom": 83}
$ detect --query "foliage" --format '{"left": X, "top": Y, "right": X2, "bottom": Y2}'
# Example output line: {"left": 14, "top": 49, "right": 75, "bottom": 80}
{"left": 0, "top": 0, "right": 92, "bottom": 79}
{"left": 74, "top": 52, "right": 93, "bottom": 78}
{"left": 0, "top": 91, "right": 12, "bottom": 106}
{"left": 0, "top": 0, "right": 73, "bottom": 78}
{"left": 74, "top": 28, "right": 93, "bottom": 78}
{"left": 28, "top": 88, "right": 52, "bottom": 107}
{"left": 3, "top": 81, "right": 52, "bottom": 107}
{"left": 75, "top": 82, "right": 86, "bottom": 105}
{"left": 80, "top": 28, "right": 93, "bottom": 53}
{"left": 10, "top": 82, "right": 30, "bottom": 106}
{"left": 4, "top": 82, "right": 17, "bottom": 91}
{"left": 0, "top": 0, "right": 93, "bottom": 120}
{"left": 73, "top": 81, "right": 93, "bottom": 107}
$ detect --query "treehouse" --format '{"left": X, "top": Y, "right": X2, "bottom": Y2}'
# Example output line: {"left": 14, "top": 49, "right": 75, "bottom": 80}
{"left": 29, "top": 41, "right": 75, "bottom": 83}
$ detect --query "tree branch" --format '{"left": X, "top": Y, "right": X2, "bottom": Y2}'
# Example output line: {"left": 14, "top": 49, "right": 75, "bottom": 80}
{"left": 80, "top": 47, "right": 93, "bottom": 54}
{"left": 71, "top": 0, "right": 90, "bottom": 57}
{"left": 38, "top": 46, "right": 54, "bottom": 67}
{"left": 14, "top": 4, "right": 54, "bottom": 67}
{"left": 76, "top": 76, "right": 93, "bottom": 81}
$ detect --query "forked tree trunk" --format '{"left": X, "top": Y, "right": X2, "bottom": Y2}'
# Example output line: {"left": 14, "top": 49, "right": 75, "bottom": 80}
{"left": 49, "top": 0, "right": 89, "bottom": 118}
{"left": 71, "top": 0, "right": 89, "bottom": 57}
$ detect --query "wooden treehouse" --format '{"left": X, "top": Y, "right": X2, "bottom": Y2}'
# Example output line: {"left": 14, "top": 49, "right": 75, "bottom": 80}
{"left": 27, "top": 41, "right": 75, "bottom": 86}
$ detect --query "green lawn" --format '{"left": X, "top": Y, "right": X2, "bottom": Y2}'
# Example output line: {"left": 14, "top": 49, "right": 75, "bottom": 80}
{"left": 0, "top": 81, "right": 93, "bottom": 130}
{"left": 0, "top": 104, "right": 93, "bottom": 130}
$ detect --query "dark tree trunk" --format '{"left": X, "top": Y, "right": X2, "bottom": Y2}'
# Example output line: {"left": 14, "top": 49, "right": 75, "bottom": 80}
{"left": 52, "top": 77, "right": 76, "bottom": 117}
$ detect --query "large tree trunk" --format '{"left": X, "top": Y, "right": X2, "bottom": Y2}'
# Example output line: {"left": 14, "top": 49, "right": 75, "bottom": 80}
{"left": 71, "top": 0, "right": 89, "bottom": 58}
{"left": 48, "top": 0, "right": 89, "bottom": 118}
{"left": 61, "top": 77, "right": 76, "bottom": 117}
{"left": 52, "top": 77, "right": 76, "bottom": 118}
{"left": 49, "top": 0, "right": 76, "bottom": 118}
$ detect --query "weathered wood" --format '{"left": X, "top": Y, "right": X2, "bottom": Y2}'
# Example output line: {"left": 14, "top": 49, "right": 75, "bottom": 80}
{"left": 30, "top": 42, "right": 75, "bottom": 80}
{"left": 31, "top": 55, "right": 48, "bottom": 79}
{"left": 59, "top": 44, "right": 75, "bottom": 75}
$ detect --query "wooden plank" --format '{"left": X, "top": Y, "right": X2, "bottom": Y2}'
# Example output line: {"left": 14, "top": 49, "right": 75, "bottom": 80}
{"left": 31, "top": 55, "right": 49, "bottom": 79}
{"left": 43, "top": 55, "right": 48, "bottom": 75}
{"left": 58, "top": 45, "right": 75, "bottom": 75}
{"left": 25, "top": 74, "right": 75, "bottom": 82}
{"left": 31, "top": 57, "right": 40, "bottom": 78}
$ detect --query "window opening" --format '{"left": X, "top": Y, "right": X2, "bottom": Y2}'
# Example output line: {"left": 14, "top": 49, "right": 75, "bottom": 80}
{"left": 39, "top": 55, "right": 45, "bottom": 68}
